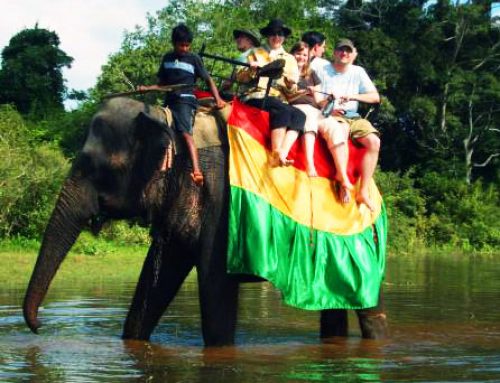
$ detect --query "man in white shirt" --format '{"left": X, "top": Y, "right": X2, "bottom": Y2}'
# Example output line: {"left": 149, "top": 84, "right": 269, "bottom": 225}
{"left": 319, "top": 39, "right": 381, "bottom": 212}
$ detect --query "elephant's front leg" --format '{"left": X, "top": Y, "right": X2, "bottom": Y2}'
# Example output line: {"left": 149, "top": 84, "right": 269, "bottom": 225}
{"left": 355, "top": 287, "right": 388, "bottom": 339}
{"left": 197, "top": 264, "right": 239, "bottom": 347}
{"left": 320, "top": 309, "right": 349, "bottom": 338}
{"left": 196, "top": 209, "right": 239, "bottom": 346}
{"left": 122, "top": 236, "right": 194, "bottom": 340}
{"left": 320, "top": 288, "right": 388, "bottom": 340}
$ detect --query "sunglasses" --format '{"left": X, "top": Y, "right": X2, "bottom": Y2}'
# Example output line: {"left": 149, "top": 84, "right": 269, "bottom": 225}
{"left": 335, "top": 46, "right": 353, "bottom": 53}
{"left": 267, "top": 31, "right": 285, "bottom": 37}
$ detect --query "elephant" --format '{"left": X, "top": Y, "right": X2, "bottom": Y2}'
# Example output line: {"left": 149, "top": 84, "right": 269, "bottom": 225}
{"left": 23, "top": 97, "right": 388, "bottom": 347}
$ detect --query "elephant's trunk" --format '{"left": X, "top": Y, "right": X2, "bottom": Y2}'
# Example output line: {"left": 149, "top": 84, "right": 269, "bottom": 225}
{"left": 23, "top": 176, "right": 98, "bottom": 333}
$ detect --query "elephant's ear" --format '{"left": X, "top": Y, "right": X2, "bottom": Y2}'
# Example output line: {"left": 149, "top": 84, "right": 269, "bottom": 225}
{"left": 135, "top": 111, "right": 167, "bottom": 139}
{"left": 132, "top": 111, "right": 172, "bottom": 184}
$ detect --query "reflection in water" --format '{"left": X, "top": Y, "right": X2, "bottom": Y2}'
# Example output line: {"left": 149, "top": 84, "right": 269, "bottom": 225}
{"left": 0, "top": 255, "right": 499, "bottom": 382}
{"left": 123, "top": 338, "right": 390, "bottom": 382}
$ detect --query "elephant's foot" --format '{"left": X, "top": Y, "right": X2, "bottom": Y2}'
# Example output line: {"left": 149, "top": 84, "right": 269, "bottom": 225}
{"left": 320, "top": 309, "right": 348, "bottom": 339}
{"left": 357, "top": 312, "right": 389, "bottom": 339}
{"left": 122, "top": 324, "right": 152, "bottom": 341}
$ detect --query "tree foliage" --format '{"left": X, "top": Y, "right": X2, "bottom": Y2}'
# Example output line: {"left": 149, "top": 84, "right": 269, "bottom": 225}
{"left": 0, "top": 25, "right": 73, "bottom": 116}
{"left": 0, "top": 0, "right": 499, "bottom": 251}
{"left": 0, "top": 105, "right": 69, "bottom": 237}
{"left": 91, "top": 0, "right": 499, "bottom": 184}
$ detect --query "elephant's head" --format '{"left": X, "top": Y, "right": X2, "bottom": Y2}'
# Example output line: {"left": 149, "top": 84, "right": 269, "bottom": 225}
{"left": 23, "top": 97, "right": 174, "bottom": 333}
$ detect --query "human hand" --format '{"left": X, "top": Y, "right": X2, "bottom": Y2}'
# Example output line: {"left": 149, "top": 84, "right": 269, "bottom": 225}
{"left": 338, "top": 95, "right": 351, "bottom": 105}
{"left": 306, "top": 85, "right": 315, "bottom": 95}
{"left": 283, "top": 76, "right": 295, "bottom": 89}
{"left": 215, "top": 98, "right": 226, "bottom": 109}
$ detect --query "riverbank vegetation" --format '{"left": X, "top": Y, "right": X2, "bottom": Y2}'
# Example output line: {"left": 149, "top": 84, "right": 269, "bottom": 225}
{"left": 0, "top": 239, "right": 147, "bottom": 286}
{"left": 0, "top": 1, "right": 498, "bottom": 255}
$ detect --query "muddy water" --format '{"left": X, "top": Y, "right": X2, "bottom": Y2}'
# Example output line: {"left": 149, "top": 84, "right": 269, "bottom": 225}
{"left": 1, "top": 255, "right": 499, "bottom": 382}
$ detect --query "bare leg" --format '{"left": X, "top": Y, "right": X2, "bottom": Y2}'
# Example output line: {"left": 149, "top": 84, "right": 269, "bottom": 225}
{"left": 303, "top": 132, "right": 317, "bottom": 177}
{"left": 319, "top": 118, "right": 353, "bottom": 203}
{"left": 183, "top": 132, "right": 203, "bottom": 185}
{"left": 278, "top": 129, "right": 299, "bottom": 166}
{"left": 329, "top": 142, "right": 353, "bottom": 189}
{"left": 328, "top": 121, "right": 352, "bottom": 188}
{"left": 355, "top": 133, "right": 380, "bottom": 212}
{"left": 269, "top": 128, "right": 286, "bottom": 166}
{"left": 271, "top": 127, "right": 286, "bottom": 152}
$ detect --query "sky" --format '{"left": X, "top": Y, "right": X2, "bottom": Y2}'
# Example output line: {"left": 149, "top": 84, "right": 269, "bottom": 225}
{"left": 0, "top": 0, "right": 167, "bottom": 95}
{"left": 1, "top": 1, "right": 499, "bottom": 99}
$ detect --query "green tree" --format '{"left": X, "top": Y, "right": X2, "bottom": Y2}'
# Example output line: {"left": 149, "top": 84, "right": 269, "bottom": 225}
{"left": 0, "top": 25, "right": 73, "bottom": 116}
{"left": 0, "top": 105, "right": 69, "bottom": 237}
{"left": 92, "top": 0, "right": 342, "bottom": 101}
{"left": 334, "top": 1, "right": 499, "bottom": 183}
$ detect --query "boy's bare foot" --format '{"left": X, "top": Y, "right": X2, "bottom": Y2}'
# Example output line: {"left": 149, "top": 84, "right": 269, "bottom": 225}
{"left": 356, "top": 189, "right": 375, "bottom": 212}
{"left": 191, "top": 171, "right": 204, "bottom": 186}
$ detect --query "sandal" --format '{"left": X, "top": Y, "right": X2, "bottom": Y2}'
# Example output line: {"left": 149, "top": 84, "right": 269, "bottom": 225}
{"left": 191, "top": 171, "right": 204, "bottom": 186}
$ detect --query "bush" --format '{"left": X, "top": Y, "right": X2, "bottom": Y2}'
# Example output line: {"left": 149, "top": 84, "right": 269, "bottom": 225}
{"left": 0, "top": 105, "right": 69, "bottom": 237}
{"left": 376, "top": 169, "right": 426, "bottom": 254}
{"left": 28, "top": 101, "right": 98, "bottom": 158}
{"left": 99, "top": 221, "right": 151, "bottom": 246}
{"left": 418, "top": 173, "right": 500, "bottom": 251}
{"left": 376, "top": 170, "right": 500, "bottom": 253}
{"left": 71, "top": 222, "right": 150, "bottom": 256}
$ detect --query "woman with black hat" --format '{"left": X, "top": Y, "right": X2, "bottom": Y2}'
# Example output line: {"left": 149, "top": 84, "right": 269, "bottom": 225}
{"left": 236, "top": 19, "right": 305, "bottom": 166}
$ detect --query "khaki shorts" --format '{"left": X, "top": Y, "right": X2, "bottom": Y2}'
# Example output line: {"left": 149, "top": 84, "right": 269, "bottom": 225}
{"left": 334, "top": 117, "right": 379, "bottom": 142}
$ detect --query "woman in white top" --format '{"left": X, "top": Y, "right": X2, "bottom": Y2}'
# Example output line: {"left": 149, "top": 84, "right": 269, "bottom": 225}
{"left": 288, "top": 42, "right": 353, "bottom": 202}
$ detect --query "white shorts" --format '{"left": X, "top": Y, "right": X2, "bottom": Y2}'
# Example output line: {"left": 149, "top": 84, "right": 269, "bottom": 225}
{"left": 292, "top": 104, "right": 321, "bottom": 133}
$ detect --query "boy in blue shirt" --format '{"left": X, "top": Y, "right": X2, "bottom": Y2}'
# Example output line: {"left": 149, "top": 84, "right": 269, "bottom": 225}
{"left": 139, "top": 24, "right": 225, "bottom": 185}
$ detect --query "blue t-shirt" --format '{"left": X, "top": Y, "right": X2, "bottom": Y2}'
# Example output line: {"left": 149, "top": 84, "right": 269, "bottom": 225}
{"left": 157, "top": 51, "right": 210, "bottom": 104}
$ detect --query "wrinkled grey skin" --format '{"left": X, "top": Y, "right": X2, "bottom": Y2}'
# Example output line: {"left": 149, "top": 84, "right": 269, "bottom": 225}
{"left": 23, "top": 97, "right": 387, "bottom": 347}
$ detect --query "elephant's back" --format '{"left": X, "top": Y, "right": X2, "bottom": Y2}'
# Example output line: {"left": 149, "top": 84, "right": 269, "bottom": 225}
{"left": 99, "top": 97, "right": 148, "bottom": 122}
{"left": 93, "top": 97, "right": 165, "bottom": 134}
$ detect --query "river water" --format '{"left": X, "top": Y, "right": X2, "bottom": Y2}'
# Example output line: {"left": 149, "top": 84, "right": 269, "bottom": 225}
{"left": 1, "top": 255, "right": 499, "bottom": 382}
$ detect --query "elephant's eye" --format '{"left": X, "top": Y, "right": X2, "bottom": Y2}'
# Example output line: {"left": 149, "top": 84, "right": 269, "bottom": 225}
{"left": 108, "top": 151, "right": 129, "bottom": 169}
